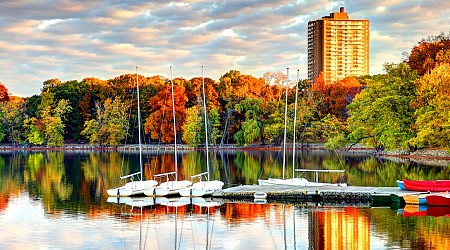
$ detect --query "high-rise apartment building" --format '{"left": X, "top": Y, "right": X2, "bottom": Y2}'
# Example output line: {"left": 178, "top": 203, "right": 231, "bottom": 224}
{"left": 307, "top": 7, "right": 369, "bottom": 84}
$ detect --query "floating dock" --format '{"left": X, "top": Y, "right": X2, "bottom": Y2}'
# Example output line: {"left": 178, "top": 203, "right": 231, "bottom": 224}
{"left": 212, "top": 185, "right": 418, "bottom": 205}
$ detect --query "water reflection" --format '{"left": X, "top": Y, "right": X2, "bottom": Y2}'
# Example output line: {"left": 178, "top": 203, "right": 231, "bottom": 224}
{"left": 0, "top": 150, "right": 450, "bottom": 249}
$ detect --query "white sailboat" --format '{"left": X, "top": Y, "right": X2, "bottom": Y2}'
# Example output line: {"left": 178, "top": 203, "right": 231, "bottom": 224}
{"left": 107, "top": 67, "right": 158, "bottom": 197}
{"left": 179, "top": 66, "right": 224, "bottom": 197}
{"left": 258, "top": 69, "right": 346, "bottom": 187}
{"left": 144, "top": 66, "right": 192, "bottom": 197}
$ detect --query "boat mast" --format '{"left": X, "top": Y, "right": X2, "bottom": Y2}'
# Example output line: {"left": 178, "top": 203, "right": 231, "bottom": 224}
{"left": 292, "top": 69, "right": 299, "bottom": 176}
{"left": 282, "top": 68, "right": 289, "bottom": 180}
{"left": 170, "top": 66, "right": 178, "bottom": 181}
{"left": 136, "top": 66, "right": 143, "bottom": 181}
{"left": 202, "top": 65, "right": 209, "bottom": 181}
{"left": 202, "top": 66, "right": 210, "bottom": 181}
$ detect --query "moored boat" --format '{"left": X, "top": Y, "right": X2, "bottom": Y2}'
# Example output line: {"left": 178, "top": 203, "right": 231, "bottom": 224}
{"left": 402, "top": 179, "right": 450, "bottom": 192}
{"left": 390, "top": 194, "right": 405, "bottom": 204}
{"left": 396, "top": 180, "right": 406, "bottom": 190}
{"left": 403, "top": 192, "right": 430, "bottom": 205}
{"left": 370, "top": 193, "right": 392, "bottom": 205}
{"left": 178, "top": 67, "right": 224, "bottom": 197}
{"left": 107, "top": 67, "right": 158, "bottom": 197}
{"left": 425, "top": 192, "right": 450, "bottom": 206}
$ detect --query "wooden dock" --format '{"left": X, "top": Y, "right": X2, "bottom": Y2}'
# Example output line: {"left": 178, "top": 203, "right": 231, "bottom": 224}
{"left": 212, "top": 184, "right": 416, "bottom": 205}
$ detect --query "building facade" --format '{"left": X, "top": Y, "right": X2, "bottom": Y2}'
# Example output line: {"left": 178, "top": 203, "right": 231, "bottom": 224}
{"left": 307, "top": 7, "right": 369, "bottom": 84}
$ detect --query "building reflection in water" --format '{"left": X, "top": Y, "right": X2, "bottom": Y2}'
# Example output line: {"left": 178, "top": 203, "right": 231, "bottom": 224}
{"left": 310, "top": 206, "right": 370, "bottom": 249}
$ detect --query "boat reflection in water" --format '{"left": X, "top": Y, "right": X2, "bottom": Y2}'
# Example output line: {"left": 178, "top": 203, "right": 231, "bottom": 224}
{"left": 107, "top": 198, "right": 373, "bottom": 249}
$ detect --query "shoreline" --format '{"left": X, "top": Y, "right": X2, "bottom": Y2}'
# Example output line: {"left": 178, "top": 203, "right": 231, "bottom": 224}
{"left": 0, "top": 143, "right": 449, "bottom": 160}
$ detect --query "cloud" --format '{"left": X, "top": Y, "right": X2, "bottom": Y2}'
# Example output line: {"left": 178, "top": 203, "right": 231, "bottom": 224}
{"left": 0, "top": 0, "right": 449, "bottom": 96}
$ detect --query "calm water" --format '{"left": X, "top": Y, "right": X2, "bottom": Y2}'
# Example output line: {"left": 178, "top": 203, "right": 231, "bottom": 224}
{"left": 0, "top": 149, "right": 449, "bottom": 249}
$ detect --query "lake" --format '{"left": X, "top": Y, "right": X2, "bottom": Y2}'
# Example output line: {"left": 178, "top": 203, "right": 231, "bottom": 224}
{"left": 0, "top": 149, "right": 449, "bottom": 249}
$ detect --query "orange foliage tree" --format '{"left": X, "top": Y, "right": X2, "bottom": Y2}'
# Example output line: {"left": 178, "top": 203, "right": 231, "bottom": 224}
{"left": 144, "top": 82, "right": 188, "bottom": 143}
{"left": 0, "top": 82, "right": 10, "bottom": 102}
{"left": 186, "top": 77, "right": 220, "bottom": 112}
{"left": 312, "top": 74, "right": 362, "bottom": 119}
{"left": 216, "top": 71, "right": 268, "bottom": 144}
{"left": 407, "top": 32, "right": 450, "bottom": 76}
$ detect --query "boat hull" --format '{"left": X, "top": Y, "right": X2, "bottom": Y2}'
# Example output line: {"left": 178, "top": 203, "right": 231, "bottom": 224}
{"left": 144, "top": 180, "right": 192, "bottom": 197}
{"left": 426, "top": 193, "right": 450, "bottom": 206}
{"left": 396, "top": 180, "right": 406, "bottom": 190}
{"left": 107, "top": 180, "right": 158, "bottom": 197}
{"left": 107, "top": 187, "right": 134, "bottom": 197}
{"left": 402, "top": 179, "right": 450, "bottom": 192}
{"left": 403, "top": 193, "right": 429, "bottom": 205}
{"left": 179, "top": 181, "right": 224, "bottom": 197}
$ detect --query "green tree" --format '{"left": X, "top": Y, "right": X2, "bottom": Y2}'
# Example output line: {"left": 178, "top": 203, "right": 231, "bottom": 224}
{"left": 208, "top": 107, "right": 222, "bottom": 145}
{"left": 46, "top": 79, "right": 89, "bottom": 141}
{"left": 347, "top": 63, "right": 419, "bottom": 150}
{"left": 263, "top": 100, "right": 286, "bottom": 145}
{"left": 81, "top": 98, "right": 129, "bottom": 146}
{"left": 182, "top": 106, "right": 203, "bottom": 146}
{"left": 182, "top": 105, "right": 222, "bottom": 146}
{"left": 24, "top": 117, "right": 45, "bottom": 145}
{"left": 0, "top": 97, "right": 25, "bottom": 144}
{"left": 33, "top": 92, "right": 72, "bottom": 146}
{"left": 234, "top": 97, "right": 263, "bottom": 146}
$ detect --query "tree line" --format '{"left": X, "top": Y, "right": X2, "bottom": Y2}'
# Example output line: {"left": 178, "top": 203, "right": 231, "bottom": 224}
{"left": 0, "top": 32, "right": 449, "bottom": 151}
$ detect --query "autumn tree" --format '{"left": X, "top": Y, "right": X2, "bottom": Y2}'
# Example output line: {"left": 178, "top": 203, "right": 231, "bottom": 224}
{"left": 186, "top": 77, "right": 220, "bottom": 111}
{"left": 144, "top": 82, "right": 188, "bottom": 143}
{"left": 217, "top": 71, "right": 267, "bottom": 144}
{"left": 407, "top": 62, "right": 450, "bottom": 148}
{"left": 23, "top": 117, "right": 45, "bottom": 145}
{"left": 312, "top": 75, "right": 362, "bottom": 119}
{"left": 407, "top": 32, "right": 450, "bottom": 76}
{"left": 182, "top": 76, "right": 221, "bottom": 146}
{"left": 0, "top": 82, "right": 10, "bottom": 102}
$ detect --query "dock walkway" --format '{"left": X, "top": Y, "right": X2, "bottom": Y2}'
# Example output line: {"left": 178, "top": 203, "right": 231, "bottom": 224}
{"left": 212, "top": 184, "right": 416, "bottom": 204}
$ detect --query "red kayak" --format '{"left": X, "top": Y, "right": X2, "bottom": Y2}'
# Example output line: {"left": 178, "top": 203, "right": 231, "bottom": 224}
{"left": 426, "top": 193, "right": 450, "bottom": 206}
{"left": 402, "top": 179, "right": 450, "bottom": 192}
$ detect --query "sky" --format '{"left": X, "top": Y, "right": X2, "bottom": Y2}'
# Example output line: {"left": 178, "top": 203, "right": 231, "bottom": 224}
{"left": 0, "top": 0, "right": 449, "bottom": 97}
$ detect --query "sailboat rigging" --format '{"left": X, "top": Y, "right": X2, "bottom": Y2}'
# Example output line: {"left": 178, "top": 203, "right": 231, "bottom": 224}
{"left": 144, "top": 66, "right": 192, "bottom": 197}
{"left": 107, "top": 67, "right": 158, "bottom": 197}
{"left": 179, "top": 66, "right": 224, "bottom": 197}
